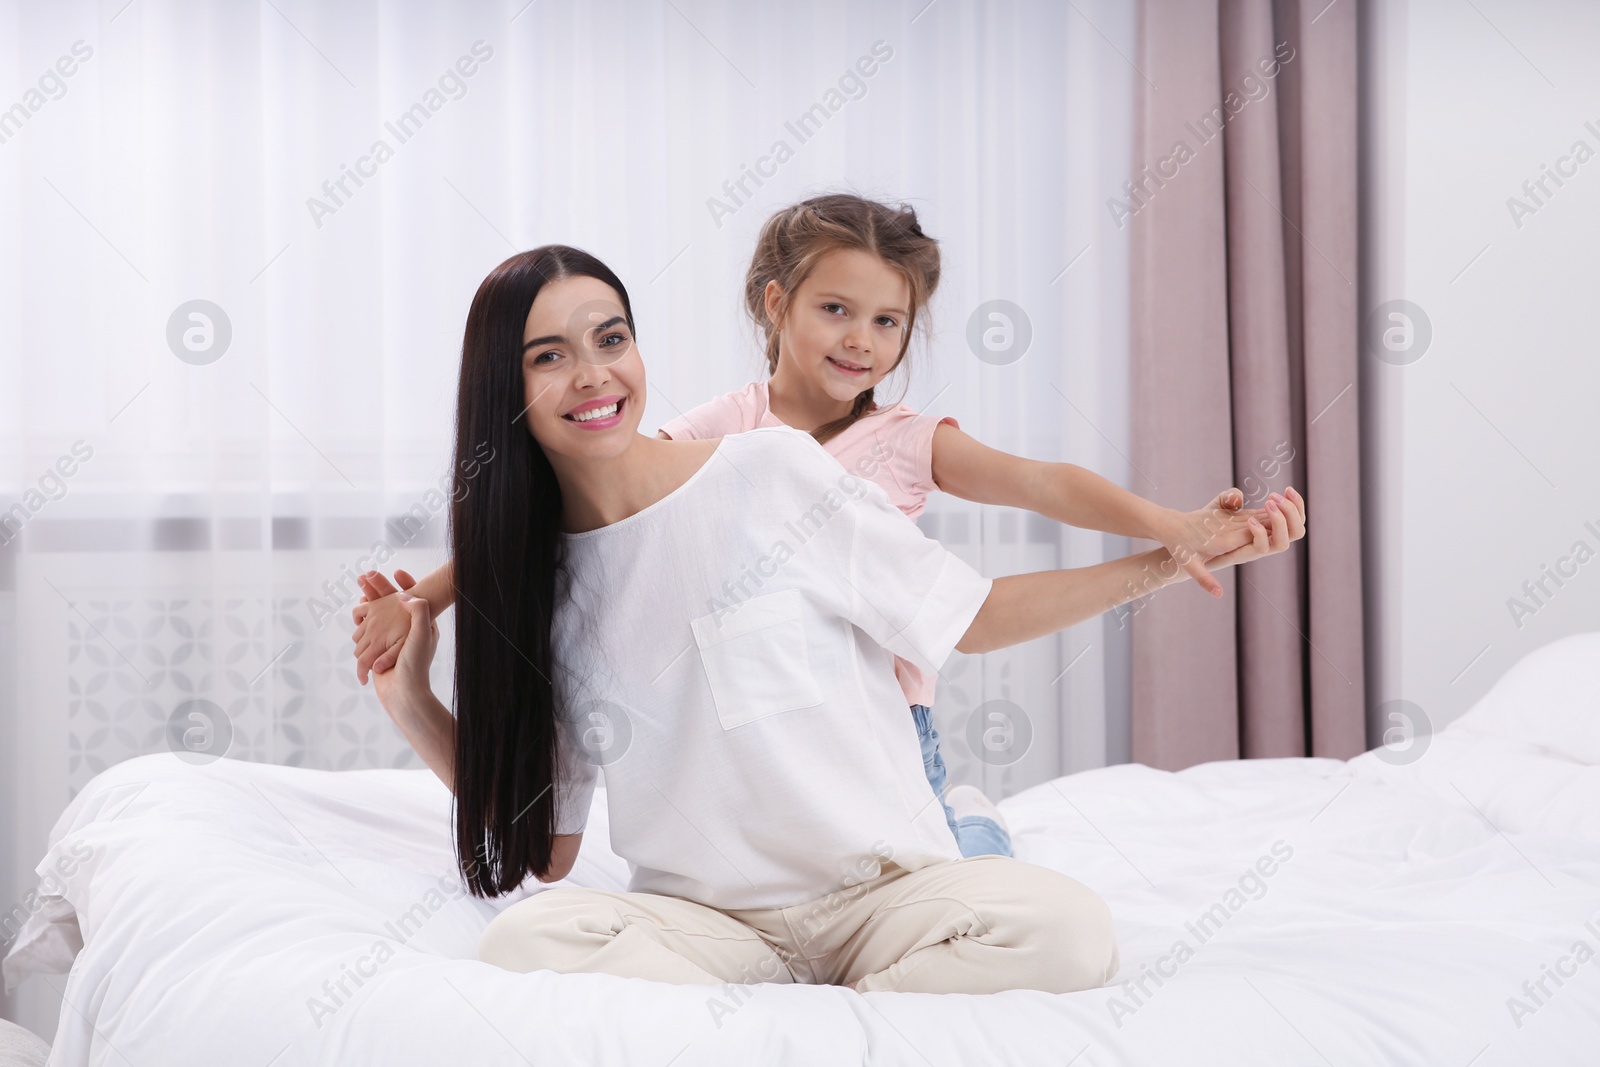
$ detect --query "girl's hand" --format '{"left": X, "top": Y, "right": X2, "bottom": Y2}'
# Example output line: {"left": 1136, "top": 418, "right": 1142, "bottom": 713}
{"left": 351, "top": 569, "right": 417, "bottom": 685}
{"left": 1202, "top": 487, "right": 1306, "bottom": 571}
{"left": 371, "top": 593, "right": 439, "bottom": 712}
{"left": 1153, "top": 489, "right": 1268, "bottom": 598}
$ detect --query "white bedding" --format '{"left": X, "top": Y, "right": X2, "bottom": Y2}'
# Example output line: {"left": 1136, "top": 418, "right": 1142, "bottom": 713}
{"left": 7, "top": 633, "right": 1600, "bottom": 1065}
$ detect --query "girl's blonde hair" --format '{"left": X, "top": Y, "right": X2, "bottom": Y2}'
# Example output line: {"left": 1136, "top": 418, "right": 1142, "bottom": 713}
{"left": 744, "top": 193, "right": 941, "bottom": 444}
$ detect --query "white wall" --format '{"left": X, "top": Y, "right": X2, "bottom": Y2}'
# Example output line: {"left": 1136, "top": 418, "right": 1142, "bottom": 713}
{"left": 1360, "top": 0, "right": 1600, "bottom": 746}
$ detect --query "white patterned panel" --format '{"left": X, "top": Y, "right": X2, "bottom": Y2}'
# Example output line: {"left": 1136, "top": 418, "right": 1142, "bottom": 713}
{"left": 62, "top": 596, "right": 423, "bottom": 798}
{"left": 16, "top": 551, "right": 456, "bottom": 812}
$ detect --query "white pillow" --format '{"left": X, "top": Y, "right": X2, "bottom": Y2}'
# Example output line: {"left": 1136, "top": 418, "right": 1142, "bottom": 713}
{"left": 0, "top": 1018, "right": 51, "bottom": 1066}
{"left": 1447, "top": 631, "right": 1600, "bottom": 763}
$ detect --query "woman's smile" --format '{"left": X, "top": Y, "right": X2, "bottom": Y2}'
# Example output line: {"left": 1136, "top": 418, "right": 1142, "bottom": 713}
{"left": 564, "top": 395, "right": 627, "bottom": 429}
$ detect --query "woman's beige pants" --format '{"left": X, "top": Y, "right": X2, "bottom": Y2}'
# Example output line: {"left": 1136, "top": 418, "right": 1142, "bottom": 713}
{"left": 479, "top": 855, "right": 1120, "bottom": 994}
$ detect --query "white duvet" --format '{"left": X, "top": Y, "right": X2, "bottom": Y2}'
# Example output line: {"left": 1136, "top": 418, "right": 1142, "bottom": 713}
{"left": 7, "top": 633, "right": 1600, "bottom": 1065}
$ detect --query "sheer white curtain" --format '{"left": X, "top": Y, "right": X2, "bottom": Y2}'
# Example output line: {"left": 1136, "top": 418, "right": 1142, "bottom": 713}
{"left": 0, "top": 0, "right": 1133, "bottom": 1026}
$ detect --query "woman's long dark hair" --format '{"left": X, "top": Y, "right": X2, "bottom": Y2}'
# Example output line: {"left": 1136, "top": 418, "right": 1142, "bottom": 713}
{"left": 450, "top": 245, "right": 635, "bottom": 898}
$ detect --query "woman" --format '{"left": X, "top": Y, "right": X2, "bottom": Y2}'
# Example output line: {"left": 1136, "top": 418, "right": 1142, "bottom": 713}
{"left": 361, "top": 245, "right": 1306, "bottom": 995}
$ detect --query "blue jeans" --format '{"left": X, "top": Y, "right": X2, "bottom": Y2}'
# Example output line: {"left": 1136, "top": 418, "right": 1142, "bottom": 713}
{"left": 911, "top": 704, "right": 1013, "bottom": 858}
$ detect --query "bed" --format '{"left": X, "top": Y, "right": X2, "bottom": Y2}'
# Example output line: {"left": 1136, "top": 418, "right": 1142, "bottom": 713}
{"left": 7, "top": 632, "right": 1599, "bottom": 1066}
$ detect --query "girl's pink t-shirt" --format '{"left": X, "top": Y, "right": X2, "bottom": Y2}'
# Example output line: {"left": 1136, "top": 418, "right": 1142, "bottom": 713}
{"left": 660, "top": 380, "right": 958, "bottom": 708}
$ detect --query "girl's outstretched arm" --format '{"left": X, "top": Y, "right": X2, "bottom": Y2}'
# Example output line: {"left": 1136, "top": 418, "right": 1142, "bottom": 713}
{"left": 955, "top": 485, "right": 1305, "bottom": 654}
{"left": 932, "top": 421, "right": 1164, "bottom": 536}
{"left": 403, "top": 560, "right": 456, "bottom": 613}
{"left": 930, "top": 421, "right": 1267, "bottom": 598}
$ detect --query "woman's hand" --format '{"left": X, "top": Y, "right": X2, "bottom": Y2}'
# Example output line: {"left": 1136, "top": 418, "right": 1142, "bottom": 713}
{"left": 1201, "top": 487, "right": 1306, "bottom": 571}
{"left": 351, "top": 569, "right": 417, "bottom": 685}
{"left": 371, "top": 592, "right": 440, "bottom": 714}
{"left": 1151, "top": 489, "right": 1268, "bottom": 598}
{"left": 358, "top": 586, "right": 453, "bottom": 793}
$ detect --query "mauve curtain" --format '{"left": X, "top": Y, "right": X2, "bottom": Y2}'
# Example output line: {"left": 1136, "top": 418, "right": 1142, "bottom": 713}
{"left": 1128, "top": 0, "right": 1365, "bottom": 769}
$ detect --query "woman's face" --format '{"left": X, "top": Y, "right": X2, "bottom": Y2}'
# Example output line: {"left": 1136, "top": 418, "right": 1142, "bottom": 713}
{"left": 769, "top": 247, "right": 911, "bottom": 403}
{"left": 521, "top": 274, "right": 646, "bottom": 461}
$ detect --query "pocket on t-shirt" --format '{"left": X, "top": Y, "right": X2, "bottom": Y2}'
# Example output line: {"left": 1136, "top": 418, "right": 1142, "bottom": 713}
{"left": 690, "top": 588, "right": 824, "bottom": 730}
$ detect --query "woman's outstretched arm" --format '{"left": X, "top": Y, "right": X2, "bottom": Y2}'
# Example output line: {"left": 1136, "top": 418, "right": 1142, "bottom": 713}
{"left": 956, "top": 489, "right": 1305, "bottom": 655}
{"left": 384, "top": 685, "right": 458, "bottom": 793}
{"left": 372, "top": 595, "right": 584, "bottom": 882}
{"left": 370, "top": 595, "right": 456, "bottom": 788}
{"left": 931, "top": 420, "right": 1272, "bottom": 598}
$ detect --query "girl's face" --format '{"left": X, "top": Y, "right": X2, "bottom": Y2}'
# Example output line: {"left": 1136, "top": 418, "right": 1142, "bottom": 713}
{"left": 521, "top": 274, "right": 645, "bottom": 461}
{"left": 768, "top": 248, "right": 911, "bottom": 403}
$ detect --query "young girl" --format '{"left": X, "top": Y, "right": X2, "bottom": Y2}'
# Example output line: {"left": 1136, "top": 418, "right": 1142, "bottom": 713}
{"left": 355, "top": 244, "right": 1305, "bottom": 994}
{"left": 354, "top": 194, "right": 1283, "bottom": 858}
{"left": 655, "top": 193, "right": 1280, "bottom": 855}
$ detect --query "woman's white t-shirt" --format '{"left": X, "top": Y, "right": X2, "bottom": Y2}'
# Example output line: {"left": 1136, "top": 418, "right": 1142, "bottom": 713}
{"left": 548, "top": 425, "right": 993, "bottom": 911}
